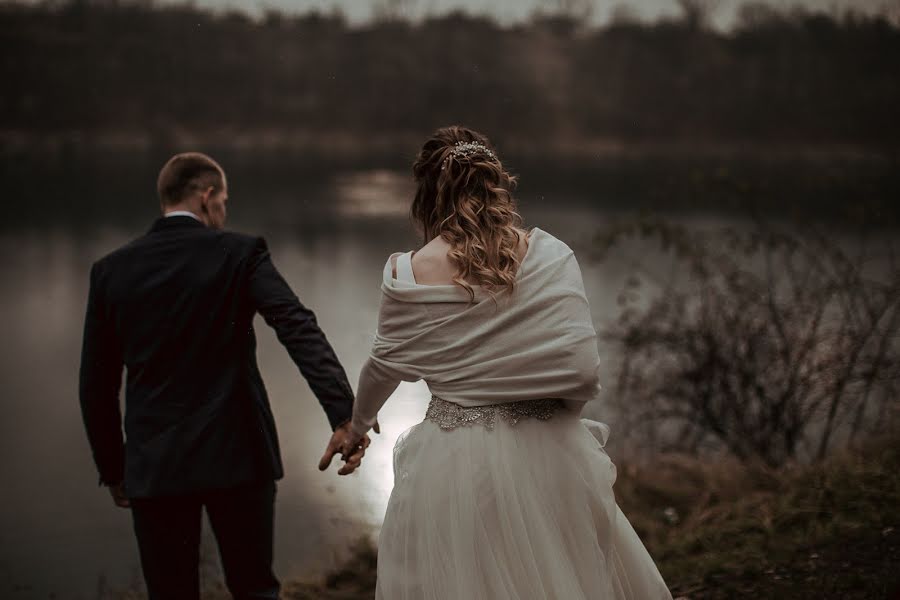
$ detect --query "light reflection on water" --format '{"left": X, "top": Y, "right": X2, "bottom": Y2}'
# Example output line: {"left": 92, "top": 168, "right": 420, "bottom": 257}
{"left": 333, "top": 170, "right": 415, "bottom": 218}
{"left": 0, "top": 168, "right": 739, "bottom": 598}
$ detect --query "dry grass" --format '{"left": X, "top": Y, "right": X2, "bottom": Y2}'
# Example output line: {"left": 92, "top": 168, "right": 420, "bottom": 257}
{"left": 615, "top": 431, "right": 900, "bottom": 599}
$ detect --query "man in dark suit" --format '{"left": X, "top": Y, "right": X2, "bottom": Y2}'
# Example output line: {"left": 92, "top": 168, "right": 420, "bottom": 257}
{"left": 79, "top": 152, "right": 372, "bottom": 599}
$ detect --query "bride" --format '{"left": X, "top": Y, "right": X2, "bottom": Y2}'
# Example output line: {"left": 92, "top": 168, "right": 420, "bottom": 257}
{"left": 340, "top": 126, "right": 673, "bottom": 599}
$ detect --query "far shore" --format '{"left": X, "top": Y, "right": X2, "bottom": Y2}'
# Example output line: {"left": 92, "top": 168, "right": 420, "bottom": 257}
{"left": 1, "top": 129, "right": 893, "bottom": 167}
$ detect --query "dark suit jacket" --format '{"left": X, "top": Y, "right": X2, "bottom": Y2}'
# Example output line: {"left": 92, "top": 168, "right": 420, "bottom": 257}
{"left": 79, "top": 215, "right": 355, "bottom": 498}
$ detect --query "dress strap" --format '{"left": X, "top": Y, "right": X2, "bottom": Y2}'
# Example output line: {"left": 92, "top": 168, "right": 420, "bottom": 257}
{"left": 396, "top": 251, "right": 417, "bottom": 284}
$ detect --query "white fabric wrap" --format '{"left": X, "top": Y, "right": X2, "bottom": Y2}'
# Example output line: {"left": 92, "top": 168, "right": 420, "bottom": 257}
{"left": 351, "top": 228, "right": 605, "bottom": 437}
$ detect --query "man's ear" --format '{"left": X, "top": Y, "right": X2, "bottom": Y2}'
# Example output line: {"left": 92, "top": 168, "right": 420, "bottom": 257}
{"left": 199, "top": 187, "right": 213, "bottom": 214}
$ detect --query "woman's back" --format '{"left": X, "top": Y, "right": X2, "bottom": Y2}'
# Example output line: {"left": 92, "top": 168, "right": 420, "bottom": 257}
{"left": 363, "top": 226, "right": 603, "bottom": 413}
{"left": 398, "top": 227, "right": 533, "bottom": 286}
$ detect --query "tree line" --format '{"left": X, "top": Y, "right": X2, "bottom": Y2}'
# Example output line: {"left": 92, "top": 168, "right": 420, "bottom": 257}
{"left": 1, "top": 0, "right": 899, "bottom": 151}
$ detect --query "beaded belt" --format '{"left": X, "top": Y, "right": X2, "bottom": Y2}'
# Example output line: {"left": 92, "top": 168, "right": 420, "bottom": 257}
{"left": 425, "top": 395, "right": 565, "bottom": 431}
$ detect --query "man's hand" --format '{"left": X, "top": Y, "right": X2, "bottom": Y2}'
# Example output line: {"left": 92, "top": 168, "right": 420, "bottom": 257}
{"left": 318, "top": 420, "right": 377, "bottom": 476}
{"left": 107, "top": 482, "right": 130, "bottom": 508}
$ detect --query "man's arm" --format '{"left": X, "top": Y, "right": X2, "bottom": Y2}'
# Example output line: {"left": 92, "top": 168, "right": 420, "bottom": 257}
{"left": 79, "top": 262, "right": 126, "bottom": 487}
{"left": 248, "top": 237, "right": 355, "bottom": 430}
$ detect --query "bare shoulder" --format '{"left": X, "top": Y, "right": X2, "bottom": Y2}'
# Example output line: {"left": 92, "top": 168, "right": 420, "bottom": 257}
{"left": 410, "top": 228, "right": 533, "bottom": 285}
{"left": 410, "top": 238, "right": 455, "bottom": 284}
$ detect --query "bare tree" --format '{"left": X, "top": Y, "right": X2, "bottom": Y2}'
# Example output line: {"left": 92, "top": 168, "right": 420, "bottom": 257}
{"left": 675, "top": 0, "right": 719, "bottom": 29}
{"left": 609, "top": 3, "right": 642, "bottom": 26}
{"left": 373, "top": 0, "right": 416, "bottom": 23}
{"left": 551, "top": 0, "right": 595, "bottom": 21}
{"left": 536, "top": 0, "right": 594, "bottom": 23}
{"left": 594, "top": 218, "right": 900, "bottom": 467}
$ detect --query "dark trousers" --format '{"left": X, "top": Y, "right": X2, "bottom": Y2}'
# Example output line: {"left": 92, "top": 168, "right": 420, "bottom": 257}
{"left": 130, "top": 479, "right": 280, "bottom": 600}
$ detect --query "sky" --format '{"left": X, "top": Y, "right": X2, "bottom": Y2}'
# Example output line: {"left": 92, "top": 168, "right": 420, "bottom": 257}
{"left": 163, "top": 0, "right": 899, "bottom": 28}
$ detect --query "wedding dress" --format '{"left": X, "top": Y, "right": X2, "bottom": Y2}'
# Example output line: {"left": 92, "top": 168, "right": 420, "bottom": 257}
{"left": 351, "top": 227, "right": 674, "bottom": 600}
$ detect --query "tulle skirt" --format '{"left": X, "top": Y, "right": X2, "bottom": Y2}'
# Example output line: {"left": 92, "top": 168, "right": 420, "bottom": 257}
{"left": 375, "top": 406, "right": 674, "bottom": 600}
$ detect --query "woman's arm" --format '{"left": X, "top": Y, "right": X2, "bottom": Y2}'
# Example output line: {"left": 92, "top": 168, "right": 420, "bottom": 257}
{"left": 350, "top": 357, "right": 402, "bottom": 437}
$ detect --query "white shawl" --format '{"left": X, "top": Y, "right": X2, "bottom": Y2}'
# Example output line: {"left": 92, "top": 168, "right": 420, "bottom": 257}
{"left": 350, "top": 227, "right": 607, "bottom": 440}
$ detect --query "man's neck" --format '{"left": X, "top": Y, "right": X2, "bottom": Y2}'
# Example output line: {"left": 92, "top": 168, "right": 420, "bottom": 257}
{"left": 163, "top": 209, "right": 202, "bottom": 223}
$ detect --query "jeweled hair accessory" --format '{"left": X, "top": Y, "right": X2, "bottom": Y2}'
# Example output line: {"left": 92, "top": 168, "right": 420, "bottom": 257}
{"left": 442, "top": 140, "right": 498, "bottom": 170}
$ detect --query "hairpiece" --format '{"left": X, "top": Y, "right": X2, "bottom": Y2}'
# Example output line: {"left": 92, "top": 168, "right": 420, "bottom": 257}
{"left": 442, "top": 140, "right": 498, "bottom": 170}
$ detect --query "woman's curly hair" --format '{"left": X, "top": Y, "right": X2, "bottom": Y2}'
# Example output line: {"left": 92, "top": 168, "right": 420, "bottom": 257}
{"left": 411, "top": 125, "right": 527, "bottom": 303}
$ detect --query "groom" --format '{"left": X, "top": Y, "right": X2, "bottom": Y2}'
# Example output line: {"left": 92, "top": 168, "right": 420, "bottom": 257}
{"left": 79, "top": 152, "right": 370, "bottom": 599}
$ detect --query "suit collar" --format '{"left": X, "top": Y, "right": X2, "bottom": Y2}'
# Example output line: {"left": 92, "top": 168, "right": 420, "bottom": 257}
{"left": 149, "top": 215, "right": 208, "bottom": 233}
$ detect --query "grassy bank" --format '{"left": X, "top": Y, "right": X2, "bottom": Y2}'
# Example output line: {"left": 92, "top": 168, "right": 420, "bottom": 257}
{"left": 617, "top": 431, "right": 900, "bottom": 599}
{"left": 111, "top": 431, "right": 900, "bottom": 599}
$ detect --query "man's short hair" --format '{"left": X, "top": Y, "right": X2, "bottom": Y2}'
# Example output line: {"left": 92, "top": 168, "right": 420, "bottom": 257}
{"left": 157, "top": 152, "right": 225, "bottom": 207}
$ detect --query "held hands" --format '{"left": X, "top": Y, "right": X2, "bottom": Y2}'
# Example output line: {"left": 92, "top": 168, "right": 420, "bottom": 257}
{"left": 318, "top": 419, "right": 380, "bottom": 476}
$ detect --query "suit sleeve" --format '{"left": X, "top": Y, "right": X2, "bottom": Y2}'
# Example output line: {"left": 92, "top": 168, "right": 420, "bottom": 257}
{"left": 79, "top": 262, "right": 126, "bottom": 486}
{"left": 248, "top": 237, "right": 355, "bottom": 431}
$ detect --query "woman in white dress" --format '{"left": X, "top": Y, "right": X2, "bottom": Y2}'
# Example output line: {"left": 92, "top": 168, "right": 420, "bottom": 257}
{"left": 342, "top": 126, "right": 674, "bottom": 599}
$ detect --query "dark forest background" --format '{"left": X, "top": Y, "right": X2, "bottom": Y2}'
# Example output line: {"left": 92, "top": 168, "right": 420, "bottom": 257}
{"left": 0, "top": 0, "right": 900, "bottom": 145}
{"left": 3, "top": 0, "right": 900, "bottom": 147}
{"left": 2, "top": 0, "right": 899, "bottom": 225}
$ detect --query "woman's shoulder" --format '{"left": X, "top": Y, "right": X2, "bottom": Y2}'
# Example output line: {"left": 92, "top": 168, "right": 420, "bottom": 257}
{"left": 410, "top": 227, "right": 536, "bottom": 285}
{"left": 379, "top": 226, "right": 571, "bottom": 283}
{"left": 409, "top": 242, "right": 456, "bottom": 285}
{"left": 530, "top": 226, "right": 575, "bottom": 257}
